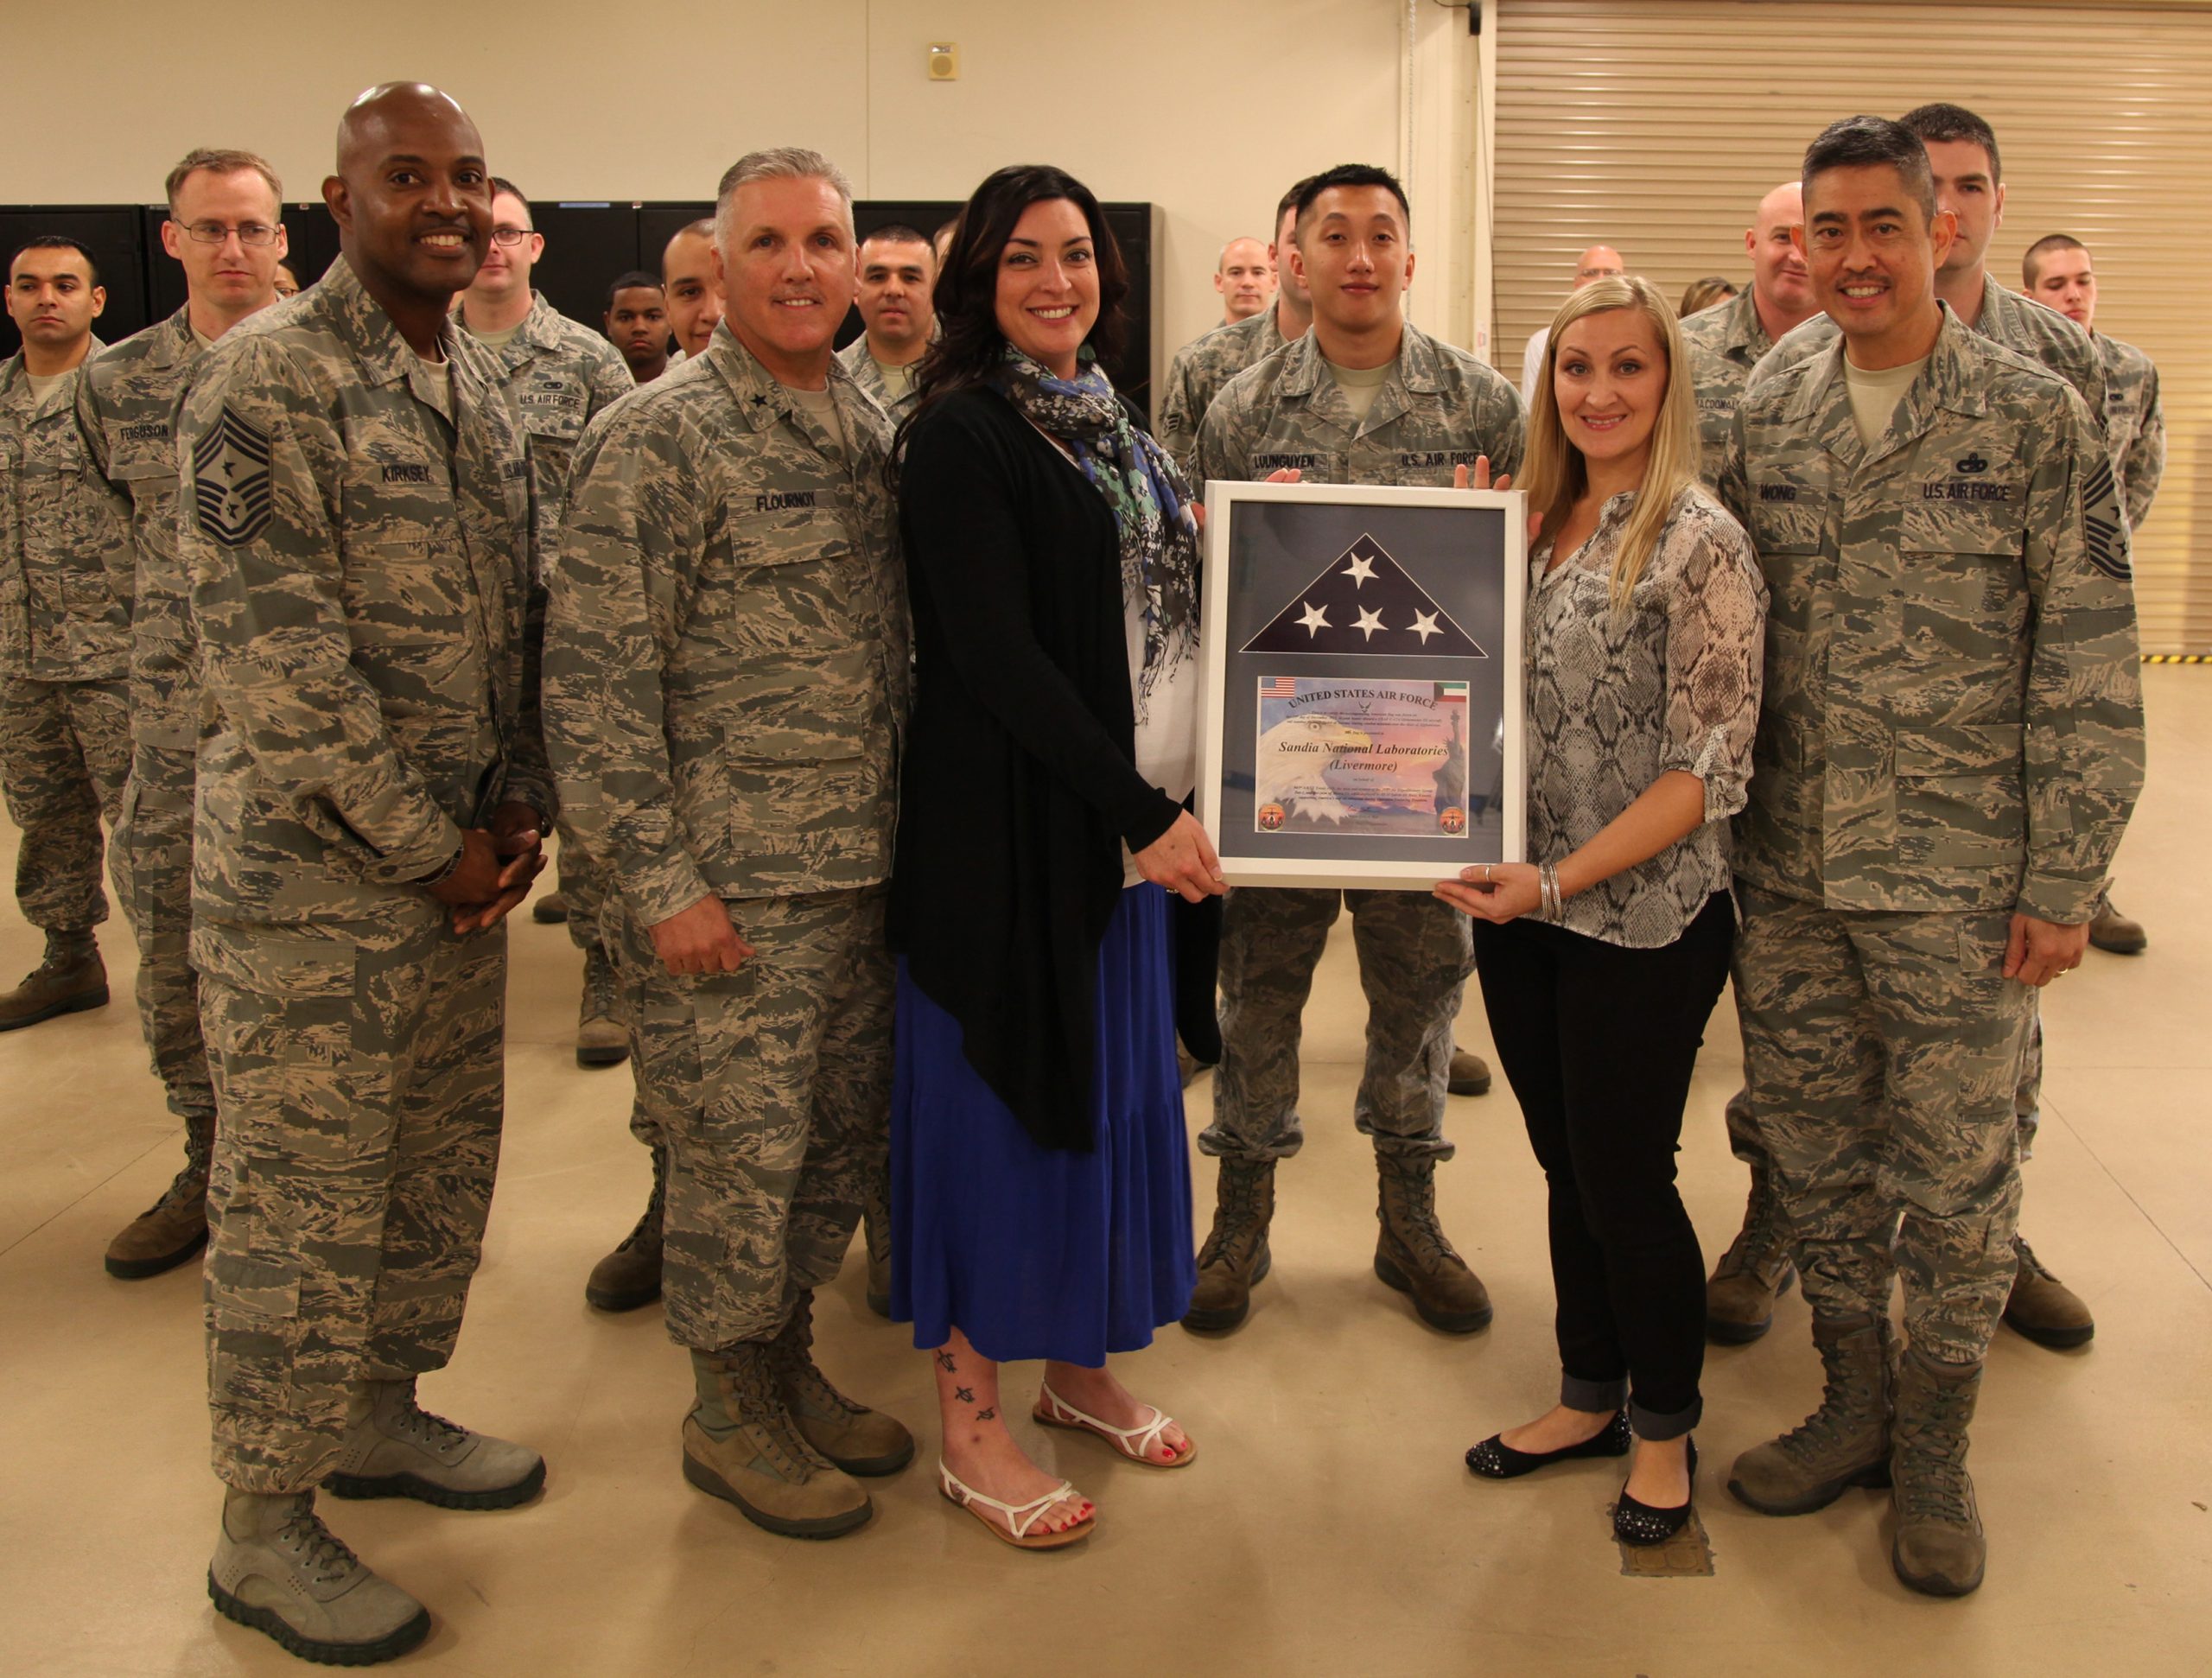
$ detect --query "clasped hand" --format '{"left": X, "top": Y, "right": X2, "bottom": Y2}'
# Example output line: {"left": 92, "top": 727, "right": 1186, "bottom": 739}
{"left": 1136, "top": 810, "right": 1228, "bottom": 904}
{"left": 429, "top": 802, "right": 548, "bottom": 933}
{"left": 649, "top": 893, "right": 757, "bottom": 976}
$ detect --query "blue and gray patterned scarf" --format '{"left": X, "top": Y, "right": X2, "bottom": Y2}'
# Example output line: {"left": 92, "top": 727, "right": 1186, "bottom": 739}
{"left": 991, "top": 346, "right": 1200, "bottom": 720}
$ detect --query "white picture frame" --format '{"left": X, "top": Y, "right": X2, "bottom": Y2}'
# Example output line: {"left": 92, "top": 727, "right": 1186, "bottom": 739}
{"left": 1196, "top": 480, "right": 1527, "bottom": 891}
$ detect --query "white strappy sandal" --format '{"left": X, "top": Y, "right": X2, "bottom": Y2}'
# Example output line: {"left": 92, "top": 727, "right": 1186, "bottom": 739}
{"left": 938, "top": 1460, "right": 1096, "bottom": 1550}
{"left": 1033, "top": 1383, "right": 1198, "bottom": 1469}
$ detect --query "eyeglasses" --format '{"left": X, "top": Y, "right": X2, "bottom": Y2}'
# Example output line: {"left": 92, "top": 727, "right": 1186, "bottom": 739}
{"left": 489, "top": 228, "right": 536, "bottom": 247}
{"left": 181, "top": 220, "right": 281, "bottom": 247}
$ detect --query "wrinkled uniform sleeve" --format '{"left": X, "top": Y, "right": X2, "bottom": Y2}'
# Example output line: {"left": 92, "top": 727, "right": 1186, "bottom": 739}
{"left": 1713, "top": 407, "right": 1753, "bottom": 529}
{"left": 1478, "top": 374, "right": 1527, "bottom": 480}
{"left": 542, "top": 407, "right": 712, "bottom": 926}
{"left": 183, "top": 340, "right": 463, "bottom": 881}
{"left": 1658, "top": 505, "right": 1766, "bottom": 822}
{"left": 2018, "top": 388, "right": 2145, "bottom": 922}
{"left": 1154, "top": 344, "right": 1205, "bottom": 481}
{"left": 2125, "top": 362, "right": 2164, "bottom": 533}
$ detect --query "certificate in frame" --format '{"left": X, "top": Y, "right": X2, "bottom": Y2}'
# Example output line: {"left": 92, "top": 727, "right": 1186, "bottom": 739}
{"left": 1196, "top": 481, "right": 1526, "bottom": 890}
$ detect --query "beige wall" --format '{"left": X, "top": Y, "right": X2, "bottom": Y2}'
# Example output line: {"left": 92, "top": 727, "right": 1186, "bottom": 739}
{"left": 0, "top": 0, "right": 1415, "bottom": 367}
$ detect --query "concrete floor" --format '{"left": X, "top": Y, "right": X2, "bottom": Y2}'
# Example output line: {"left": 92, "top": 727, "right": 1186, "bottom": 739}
{"left": 3, "top": 668, "right": 2208, "bottom": 1677}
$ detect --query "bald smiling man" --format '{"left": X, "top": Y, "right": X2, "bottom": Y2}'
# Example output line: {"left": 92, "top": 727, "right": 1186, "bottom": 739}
{"left": 185, "top": 82, "right": 550, "bottom": 1666}
{"left": 1520, "top": 244, "right": 1624, "bottom": 404}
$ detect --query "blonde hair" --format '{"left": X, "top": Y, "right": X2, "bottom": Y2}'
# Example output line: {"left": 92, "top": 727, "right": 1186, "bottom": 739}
{"left": 1519, "top": 275, "right": 1699, "bottom": 610}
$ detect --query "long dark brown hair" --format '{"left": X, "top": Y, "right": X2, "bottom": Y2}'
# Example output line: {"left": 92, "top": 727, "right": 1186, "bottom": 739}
{"left": 891, "top": 163, "right": 1128, "bottom": 474}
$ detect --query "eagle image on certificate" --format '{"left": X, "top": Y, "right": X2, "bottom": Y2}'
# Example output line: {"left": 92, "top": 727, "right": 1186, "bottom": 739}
{"left": 1254, "top": 678, "right": 1471, "bottom": 836}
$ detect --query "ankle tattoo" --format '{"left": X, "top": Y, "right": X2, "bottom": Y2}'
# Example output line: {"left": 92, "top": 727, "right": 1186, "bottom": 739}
{"left": 934, "top": 1350, "right": 957, "bottom": 1372}
{"left": 976, "top": 1406, "right": 995, "bottom": 1421}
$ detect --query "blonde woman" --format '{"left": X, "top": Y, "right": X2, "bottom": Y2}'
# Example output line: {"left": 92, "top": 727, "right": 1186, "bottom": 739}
{"left": 1440, "top": 276, "right": 1764, "bottom": 1546}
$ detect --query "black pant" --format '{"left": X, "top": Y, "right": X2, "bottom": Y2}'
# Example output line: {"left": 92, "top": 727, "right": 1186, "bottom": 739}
{"left": 1471, "top": 892, "right": 1734, "bottom": 1439}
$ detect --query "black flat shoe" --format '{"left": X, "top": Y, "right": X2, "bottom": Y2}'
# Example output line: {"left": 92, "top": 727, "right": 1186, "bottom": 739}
{"left": 1465, "top": 1411, "right": 1630, "bottom": 1479}
{"left": 1613, "top": 1438, "right": 1697, "bottom": 1547}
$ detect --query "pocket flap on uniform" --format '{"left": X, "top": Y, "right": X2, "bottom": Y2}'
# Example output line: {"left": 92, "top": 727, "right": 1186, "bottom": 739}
{"left": 1893, "top": 721, "right": 2024, "bottom": 777}
{"left": 207, "top": 1249, "right": 303, "bottom": 1319}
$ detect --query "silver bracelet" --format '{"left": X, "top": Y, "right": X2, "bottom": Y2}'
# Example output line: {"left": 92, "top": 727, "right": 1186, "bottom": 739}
{"left": 1540, "top": 862, "right": 1565, "bottom": 924}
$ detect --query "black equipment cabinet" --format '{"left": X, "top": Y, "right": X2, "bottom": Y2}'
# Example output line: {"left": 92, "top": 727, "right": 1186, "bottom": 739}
{"left": 3, "top": 197, "right": 1161, "bottom": 423}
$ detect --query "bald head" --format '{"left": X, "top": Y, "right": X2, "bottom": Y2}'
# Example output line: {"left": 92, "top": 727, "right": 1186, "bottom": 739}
{"left": 1747, "top": 179, "right": 1814, "bottom": 330}
{"left": 1215, "top": 234, "right": 1275, "bottom": 322}
{"left": 335, "top": 82, "right": 482, "bottom": 179}
{"left": 323, "top": 81, "right": 493, "bottom": 335}
{"left": 1573, "top": 245, "right": 1624, "bottom": 289}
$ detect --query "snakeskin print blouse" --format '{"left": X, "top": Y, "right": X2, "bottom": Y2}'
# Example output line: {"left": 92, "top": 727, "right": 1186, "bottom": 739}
{"left": 1524, "top": 484, "right": 1766, "bottom": 947}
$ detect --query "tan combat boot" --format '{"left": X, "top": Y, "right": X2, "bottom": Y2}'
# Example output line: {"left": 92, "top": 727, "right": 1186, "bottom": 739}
{"left": 1374, "top": 1154, "right": 1493, "bottom": 1332}
{"left": 0, "top": 928, "right": 107, "bottom": 1032}
{"left": 1180, "top": 1159, "right": 1276, "bottom": 1332}
{"left": 575, "top": 943, "right": 628, "bottom": 1067}
{"left": 2003, "top": 1234, "right": 2094, "bottom": 1349}
{"left": 1446, "top": 1042, "right": 1491, "bottom": 1097}
{"left": 861, "top": 1178, "right": 893, "bottom": 1318}
{"left": 772, "top": 1291, "right": 914, "bottom": 1475}
{"left": 1891, "top": 1351, "right": 1988, "bottom": 1597}
{"left": 1728, "top": 1311, "right": 1898, "bottom": 1515}
{"left": 207, "top": 1489, "right": 429, "bottom": 1666}
{"left": 531, "top": 889, "right": 569, "bottom": 925}
{"left": 1706, "top": 1160, "right": 1798, "bottom": 1344}
{"left": 325, "top": 1378, "right": 545, "bottom": 1510}
{"left": 105, "top": 1112, "right": 213, "bottom": 1279}
{"left": 683, "top": 1344, "right": 874, "bottom": 1539}
{"left": 584, "top": 1147, "right": 665, "bottom": 1313}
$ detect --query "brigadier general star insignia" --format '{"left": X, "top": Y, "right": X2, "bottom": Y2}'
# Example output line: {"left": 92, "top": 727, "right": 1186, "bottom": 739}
{"left": 1243, "top": 532, "right": 1487, "bottom": 657}
{"left": 193, "top": 404, "right": 274, "bottom": 547}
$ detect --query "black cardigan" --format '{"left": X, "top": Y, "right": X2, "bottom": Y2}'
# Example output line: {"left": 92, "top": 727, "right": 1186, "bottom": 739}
{"left": 889, "top": 386, "right": 1183, "bottom": 1152}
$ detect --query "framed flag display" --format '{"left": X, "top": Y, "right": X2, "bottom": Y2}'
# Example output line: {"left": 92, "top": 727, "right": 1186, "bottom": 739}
{"left": 1196, "top": 480, "right": 1526, "bottom": 890}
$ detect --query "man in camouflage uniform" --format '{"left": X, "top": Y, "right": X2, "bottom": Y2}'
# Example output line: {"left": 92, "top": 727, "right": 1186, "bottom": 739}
{"left": 659, "top": 218, "right": 725, "bottom": 365}
{"left": 185, "top": 84, "right": 550, "bottom": 1666}
{"left": 1714, "top": 118, "right": 2141, "bottom": 1599}
{"left": 544, "top": 147, "right": 913, "bottom": 1543}
{"left": 79, "top": 149, "right": 289, "bottom": 1281}
{"left": 1718, "top": 104, "right": 2113, "bottom": 1351}
{"left": 457, "top": 175, "right": 635, "bottom": 1066}
{"left": 1681, "top": 181, "right": 1819, "bottom": 480}
{"left": 1155, "top": 178, "right": 1314, "bottom": 480}
{"left": 1188, "top": 164, "right": 1523, "bottom": 1339}
{"left": 836, "top": 222, "right": 934, "bottom": 422}
{"left": 0, "top": 238, "right": 131, "bottom": 1033}
{"left": 2021, "top": 229, "right": 2163, "bottom": 962}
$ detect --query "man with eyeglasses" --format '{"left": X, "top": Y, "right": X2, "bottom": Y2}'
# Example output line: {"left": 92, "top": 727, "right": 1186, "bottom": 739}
{"left": 1, "top": 235, "right": 130, "bottom": 1046}
{"left": 73, "top": 149, "right": 289, "bottom": 1281}
{"left": 457, "top": 177, "right": 634, "bottom": 1083}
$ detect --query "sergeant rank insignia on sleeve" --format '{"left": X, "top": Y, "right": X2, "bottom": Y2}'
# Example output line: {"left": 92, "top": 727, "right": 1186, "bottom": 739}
{"left": 193, "top": 405, "right": 274, "bottom": 546}
{"left": 2079, "top": 456, "right": 2132, "bottom": 582}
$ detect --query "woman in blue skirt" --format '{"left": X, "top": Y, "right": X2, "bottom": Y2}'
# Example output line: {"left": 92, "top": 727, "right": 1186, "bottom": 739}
{"left": 889, "top": 164, "right": 1224, "bottom": 1550}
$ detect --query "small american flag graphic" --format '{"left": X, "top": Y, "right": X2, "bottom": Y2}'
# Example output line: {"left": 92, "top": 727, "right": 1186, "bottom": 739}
{"left": 1259, "top": 677, "right": 1299, "bottom": 699}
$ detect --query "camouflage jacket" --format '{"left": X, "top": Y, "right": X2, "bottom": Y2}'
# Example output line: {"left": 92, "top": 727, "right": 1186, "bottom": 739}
{"left": 80, "top": 305, "right": 219, "bottom": 750}
{"left": 471, "top": 291, "right": 633, "bottom": 577}
{"left": 1714, "top": 304, "right": 2142, "bottom": 923}
{"left": 1157, "top": 305, "right": 1292, "bottom": 479}
{"left": 543, "top": 322, "right": 910, "bottom": 924}
{"left": 180, "top": 256, "right": 543, "bottom": 949}
{"left": 836, "top": 336, "right": 919, "bottom": 422}
{"left": 1755, "top": 272, "right": 2107, "bottom": 434}
{"left": 1195, "top": 321, "right": 1524, "bottom": 490}
{"left": 1681, "top": 287, "right": 1781, "bottom": 481}
{"left": 2095, "top": 332, "right": 2164, "bottom": 531}
{"left": 0, "top": 341, "right": 134, "bottom": 683}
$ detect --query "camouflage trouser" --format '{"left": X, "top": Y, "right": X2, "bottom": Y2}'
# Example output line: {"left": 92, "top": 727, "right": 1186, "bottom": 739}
{"left": 1726, "top": 970, "right": 2046, "bottom": 1170}
{"left": 614, "top": 885, "right": 892, "bottom": 1351}
{"left": 1201, "top": 885, "right": 1471, "bottom": 1166}
{"left": 111, "top": 743, "right": 215, "bottom": 1121}
{"left": 557, "top": 829, "right": 610, "bottom": 956}
{"left": 1732, "top": 886, "right": 2029, "bottom": 1364}
{"left": 200, "top": 918, "right": 507, "bottom": 1493}
{"left": 0, "top": 676, "right": 130, "bottom": 930}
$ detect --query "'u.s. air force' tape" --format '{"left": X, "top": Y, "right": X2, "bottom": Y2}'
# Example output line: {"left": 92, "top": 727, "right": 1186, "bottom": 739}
{"left": 193, "top": 405, "right": 274, "bottom": 547}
